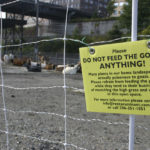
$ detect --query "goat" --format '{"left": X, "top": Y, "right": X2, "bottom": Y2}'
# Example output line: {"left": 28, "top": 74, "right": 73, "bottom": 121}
{"left": 44, "top": 64, "right": 56, "bottom": 70}
{"left": 3, "top": 54, "right": 10, "bottom": 64}
{"left": 31, "top": 61, "right": 38, "bottom": 67}
{"left": 26, "top": 58, "right": 41, "bottom": 72}
{"left": 41, "top": 60, "right": 47, "bottom": 69}
{"left": 56, "top": 65, "right": 68, "bottom": 72}
{"left": 9, "top": 53, "right": 14, "bottom": 63}
{"left": 13, "top": 58, "right": 27, "bottom": 66}
{"left": 3, "top": 53, "right": 15, "bottom": 64}
{"left": 62, "top": 64, "right": 80, "bottom": 74}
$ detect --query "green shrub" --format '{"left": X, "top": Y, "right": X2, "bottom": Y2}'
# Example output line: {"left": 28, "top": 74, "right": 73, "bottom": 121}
{"left": 141, "top": 25, "right": 150, "bottom": 35}
{"left": 106, "top": 25, "right": 123, "bottom": 40}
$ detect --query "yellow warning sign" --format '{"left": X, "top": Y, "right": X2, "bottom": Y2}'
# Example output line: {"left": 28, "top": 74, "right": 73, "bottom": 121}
{"left": 80, "top": 40, "right": 150, "bottom": 115}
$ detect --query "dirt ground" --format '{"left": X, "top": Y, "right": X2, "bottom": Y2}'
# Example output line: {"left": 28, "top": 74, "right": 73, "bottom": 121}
{"left": 0, "top": 65, "right": 149, "bottom": 150}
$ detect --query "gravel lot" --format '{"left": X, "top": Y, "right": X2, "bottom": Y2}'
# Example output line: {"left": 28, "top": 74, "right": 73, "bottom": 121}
{"left": 0, "top": 65, "right": 149, "bottom": 150}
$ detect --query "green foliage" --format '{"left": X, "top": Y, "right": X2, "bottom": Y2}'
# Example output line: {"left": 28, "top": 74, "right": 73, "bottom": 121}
{"left": 66, "top": 40, "right": 83, "bottom": 53}
{"left": 22, "top": 44, "right": 34, "bottom": 54}
{"left": 20, "top": 34, "right": 109, "bottom": 54}
{"left": 38, "top": 40, "right": 64, "bottom": 53}
{"left": 24, "top": 26, "right": 36, "bottom": 36}
{"left": 107, "top": 0, "right": 116, "bottom": 17}
{"left": 119, "top": 0, "right": 150, "bottom": 32}
{"left": 91, "top": 11, "right": 100, "bottom": 18}
{"left": 106, "top": 25, "right": 123, "bottom": 40}
{"left": 70, "top": 17, "right": 119, "bottom": 23}
{"left": 141, "top": 25, "right": 150, "bottom": 35}
{"left": 72, "top": 27, "right": 82, "bottom": 39}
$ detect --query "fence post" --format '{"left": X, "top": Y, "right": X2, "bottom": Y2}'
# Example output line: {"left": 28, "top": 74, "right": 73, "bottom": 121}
{"left": 129, "top": 0, "right": 138, "bottom": 150}
{"left": 34, "top": 0, "right": 39, "bottom": 62}
{"left": 56, "top": 52, "right": 58, "bottom": 64}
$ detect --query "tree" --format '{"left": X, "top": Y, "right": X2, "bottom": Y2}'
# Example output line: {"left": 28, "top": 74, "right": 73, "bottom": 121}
{"left": 119, "top": 0, "right": 150, "bottom": 33}
{"left": 106, "top": 0, "right": 116, "bottom": 17}
{"left": 106, "top": 24, "right": 123, "bottom": 40}
{"left": 141, "top": 25, "right": 150, "bottom": 35}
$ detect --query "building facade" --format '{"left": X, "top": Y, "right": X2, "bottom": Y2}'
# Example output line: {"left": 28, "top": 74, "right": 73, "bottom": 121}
{"left": 43, "top": 0, "right": 110, "bottom": 17}
{"left": 24, "top": 0, "right": 111, "bottom": 37}
{"left": 80, "top": 0, "right": 109, "bottom": 17}
{"left": 112, "top": 0, "right": 128, "bottom": 17}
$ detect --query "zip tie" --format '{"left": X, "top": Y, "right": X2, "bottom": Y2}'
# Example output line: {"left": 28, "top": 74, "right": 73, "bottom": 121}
{"left": 63, "top": 85, "right": 67, "bottom": 89}
{"left": 64, "top": 115, "right": 67, "bottom": 118}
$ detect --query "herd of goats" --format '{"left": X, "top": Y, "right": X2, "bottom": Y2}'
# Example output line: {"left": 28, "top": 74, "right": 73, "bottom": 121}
{"left": 2, "top": 53, "right": 82, "bottom": 74}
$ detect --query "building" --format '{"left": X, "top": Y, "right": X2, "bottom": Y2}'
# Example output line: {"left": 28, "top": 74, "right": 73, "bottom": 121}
{"left": 22, "top": 0, "right": 111, "bottom": 37}
{"left": 112, "top": 0, "right": 128, "bottom": 17}
{"left": 5, "top": 0, "right": 111, "bottom": 39}
{"left": 80, "top": 0, "right": 110, "bottom": 17}
{"left": 45, "top": 0, "right": 110, "bottom": 17}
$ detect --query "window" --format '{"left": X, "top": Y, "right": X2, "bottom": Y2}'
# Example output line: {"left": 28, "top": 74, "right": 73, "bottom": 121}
{"left": 99, "top": 3, "right": 102, "bottom": 7}
{"left": 120, "top": 2, "right": 125, "bottom": 6}
{"left": 114, "top": 2, "right": 119, "bottom": 6}
{"left": 85, "top": 5, "right": 88, "bottom": 9}
{"left": 120, "top": 10, "right": 123, "bottom": 14}
{"left": 90, "top": 0, "right": 94, "bottom": 4}
{"left": 120, "top": 2, "right": 128, "bottom": 6}
{"left": 114, "top": 10, "right": 118, "bottom": 15}
{"left": 104, "top": 4, "right": 107, "bottom": 8}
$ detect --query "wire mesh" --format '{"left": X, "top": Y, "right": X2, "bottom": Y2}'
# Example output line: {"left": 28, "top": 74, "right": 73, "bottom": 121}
{"left": 0, "top": 0, "right": 150, "bottom": 150}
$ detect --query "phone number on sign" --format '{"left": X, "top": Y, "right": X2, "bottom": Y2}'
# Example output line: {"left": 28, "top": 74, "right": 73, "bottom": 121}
{"left": 120, "top": 106, "right": 146, "bottom": 111}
